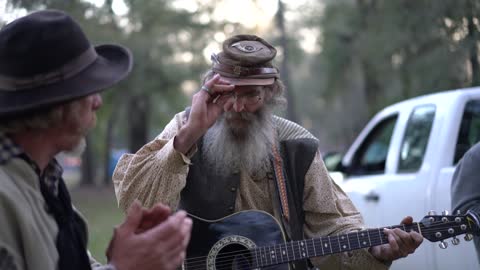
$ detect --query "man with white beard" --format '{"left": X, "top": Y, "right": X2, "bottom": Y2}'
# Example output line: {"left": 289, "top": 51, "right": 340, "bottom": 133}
{"left": 0, "top": 10, "right": 191, "bottom": 270}
{"left": 113, "top": 34, "right": 423, "bottom": 270}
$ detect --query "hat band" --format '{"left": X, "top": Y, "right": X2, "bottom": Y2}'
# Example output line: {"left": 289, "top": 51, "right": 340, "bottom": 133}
{"left": 0, "top": 46, "right": 98, "bottom": 91}
{"left": 212, "top": 62, "right": 278, "bottom": 78}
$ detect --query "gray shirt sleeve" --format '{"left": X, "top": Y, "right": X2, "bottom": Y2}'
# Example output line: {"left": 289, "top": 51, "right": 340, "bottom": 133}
{"left": 0, "top": 246, "right": 18, "bottom": 270}
{"left": 451, "top": 142, "right": 480, "bottom": 214}
{"left": 451, "top": 142, "right": 480, "bottom": 263}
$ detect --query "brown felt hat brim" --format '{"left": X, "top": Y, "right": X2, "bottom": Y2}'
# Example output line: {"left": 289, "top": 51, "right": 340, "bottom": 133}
{"left": 220, "top": 76, "right": 274, "bottom": 86}
{"left": 0, "top": 44, "right": 132, "bottom": 117}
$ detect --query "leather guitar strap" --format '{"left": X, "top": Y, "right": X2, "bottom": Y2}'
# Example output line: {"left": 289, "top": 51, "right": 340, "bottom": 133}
{"left": 271, "top": 142, "right": 290, "bottom": 223}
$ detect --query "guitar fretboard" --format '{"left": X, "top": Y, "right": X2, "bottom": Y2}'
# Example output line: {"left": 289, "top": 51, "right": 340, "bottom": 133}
{"left": 252, "top": 223, "right": 420, "bottom": 268}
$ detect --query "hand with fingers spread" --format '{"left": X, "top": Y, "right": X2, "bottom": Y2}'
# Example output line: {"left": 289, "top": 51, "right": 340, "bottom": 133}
{"left": 369, "top": 216, "right": 423, "bottom": 263}
{"left": 174, "top": 73, "right": 234, "bottom": 154}
{"left": 106, "top": 201, "right": 192, "bottom": 270}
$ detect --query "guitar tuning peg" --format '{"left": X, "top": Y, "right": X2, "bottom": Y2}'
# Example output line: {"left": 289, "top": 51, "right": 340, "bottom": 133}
{"left": 451, "top": 237, "right": 460, "bottom": 245}
{"left": 442, "top": 210, "right": 449, "bottom": 215}
{"left": 456, "top": 210, "right": 461, "bottom": 215}
{"left": 464, "top": 234, "right": 474, "bottom": 241}
{"left": 428, "top": 210, "right": 437, "bottom": 215}
{"left": 439, "top": 240, "right": 448, "bottom": 249}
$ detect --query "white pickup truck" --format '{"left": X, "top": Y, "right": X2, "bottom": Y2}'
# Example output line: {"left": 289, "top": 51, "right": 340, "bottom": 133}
{"left": 327, "top": 87, "right": 480, "bottom": 269}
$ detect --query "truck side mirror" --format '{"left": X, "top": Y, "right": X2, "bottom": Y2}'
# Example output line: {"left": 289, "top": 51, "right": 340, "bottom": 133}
{"left": 322, "top": 151, "right": 344, "bottom": 171}
{"left": 323, "top": 152, "right": 347, "bottom": 184}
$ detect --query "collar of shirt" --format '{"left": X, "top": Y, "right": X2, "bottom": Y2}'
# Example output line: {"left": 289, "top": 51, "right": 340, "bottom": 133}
{"left": 0, "top": 133, "right": 62, "bottom": 196}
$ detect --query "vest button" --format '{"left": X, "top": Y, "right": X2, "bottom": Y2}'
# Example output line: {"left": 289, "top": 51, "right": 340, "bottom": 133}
{"left": 230, "top": 187, "right": 236, "bottom": 192}
{"left": 229, "top": 206, "right": 234, "bottom": 211}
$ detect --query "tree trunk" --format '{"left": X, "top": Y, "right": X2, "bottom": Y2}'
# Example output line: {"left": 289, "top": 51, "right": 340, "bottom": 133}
{"left": 128, "top": 94, "right": 150, "bottom": 153}
{"left": 276, "top": 0, "right": 298, "bottom": 122}
{"left": 81, "top": 134, "right": 95, "bottom": 186}
{"left": 103, "top": 111, "right": 117, "bottom": 186}
{"left": 467, "top": 7, "right": 480, "bottom": 86}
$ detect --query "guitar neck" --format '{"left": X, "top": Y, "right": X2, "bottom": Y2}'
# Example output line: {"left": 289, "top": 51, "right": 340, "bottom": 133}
{"left": 252, "top": 223, "right": 421, "bottom": 268}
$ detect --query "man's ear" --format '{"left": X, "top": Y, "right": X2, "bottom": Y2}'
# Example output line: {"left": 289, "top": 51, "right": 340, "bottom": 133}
{"left": 57, "top": 103, "right": 69, "bottom": 122}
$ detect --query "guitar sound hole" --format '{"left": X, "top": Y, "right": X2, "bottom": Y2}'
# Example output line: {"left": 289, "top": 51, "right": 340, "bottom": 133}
{"left": 215, "top": 243, "right": 253, "bottom": 270}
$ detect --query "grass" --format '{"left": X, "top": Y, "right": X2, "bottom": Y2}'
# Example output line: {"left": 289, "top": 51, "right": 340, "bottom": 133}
{"left": 70, "top": 185, "right": 125, "bottom": 264}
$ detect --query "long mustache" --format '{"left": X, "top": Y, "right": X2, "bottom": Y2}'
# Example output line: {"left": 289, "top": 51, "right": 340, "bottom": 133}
{"left": 202, "top": 108, "right": 274, "bottom": 175}
{"left": 224, "top": 111, "right": 256, "bottom": 121}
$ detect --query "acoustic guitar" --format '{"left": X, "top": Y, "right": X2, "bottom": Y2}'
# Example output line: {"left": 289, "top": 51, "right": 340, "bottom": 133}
{"left": 183, "top": 210, "right": 480, "bottom": 270}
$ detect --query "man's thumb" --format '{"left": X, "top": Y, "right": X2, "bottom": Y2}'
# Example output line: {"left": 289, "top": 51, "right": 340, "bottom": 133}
{"left": 122, "top": 200, "right": 143, "bottom": 231}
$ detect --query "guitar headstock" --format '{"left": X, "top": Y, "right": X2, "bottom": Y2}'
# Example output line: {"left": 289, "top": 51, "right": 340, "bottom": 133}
{"left": 419, "top": 210, "right": 480, "bottom": 248}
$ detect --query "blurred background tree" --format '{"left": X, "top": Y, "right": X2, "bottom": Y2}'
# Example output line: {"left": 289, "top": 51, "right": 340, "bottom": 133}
{"left": 300, "top": 0, "right": 480, "bottom": 150}
{"left": 2, "top": 0, "right": 480, "bottom": 178}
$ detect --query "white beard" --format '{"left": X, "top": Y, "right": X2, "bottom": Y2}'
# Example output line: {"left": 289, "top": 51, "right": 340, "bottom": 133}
{"left": 202, "top": 108, "right": 275, "bottom": 176}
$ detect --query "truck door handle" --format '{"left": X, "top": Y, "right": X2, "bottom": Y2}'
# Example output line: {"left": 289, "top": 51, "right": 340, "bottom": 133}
{"left": 365, "top": 191, "right": 380, "bottom": 202}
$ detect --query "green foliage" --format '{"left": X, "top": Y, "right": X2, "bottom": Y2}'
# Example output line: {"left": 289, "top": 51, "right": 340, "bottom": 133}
{"left": 5, "top": 0, "right": 480, "bottom": 158}
{"left": 299, "top": 0, "right": 480, "bottom": 150}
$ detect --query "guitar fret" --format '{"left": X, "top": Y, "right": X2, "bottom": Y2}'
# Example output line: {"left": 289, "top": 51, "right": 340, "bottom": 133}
{"left": 311, "top": 238, "right": 317, "bottom": 257}
{"left": 378, "top": 228, "right": 384, "bottom": 245}
{"left": 291, "top": 240, "right": 296, "bottom": 261}
{"left": 319, "top": 237, "right": 325, "bottom": 256}
{"left": 366, "top": 230, "right": 372, "bottom": 246}
{"left": 279, "top": 243, "right": 286, "bottom": 264}
{"left": 292, "top": 241, "right": 300, "bottom": 259}
{"left": 254, "top": 248, "right": 259, "bottom": 268}
{"left": 328, "top": 236, "right": 333, "bottom": 254}
{"left": 286, "top": 241, "right": 293, "bottom": 262}
{"left": 355, "top": 231, "right": 361, "bottom": 249}
{"left": 330, "top": 235, "right": 340, "bottom": 253}
{"left": 276, "top": 244, "right": 281, "bottom": 264}
{"left": 261, "top": 246, "right": 267, "bottom": 267}
{"left": 347, "top": 233, "right": 356, "bottom": 250}
{"left": 337, "top": 234, "right": 341, "bottom": 252}
{"left": 279, "top": 245, "right": 283, "bottom": 263}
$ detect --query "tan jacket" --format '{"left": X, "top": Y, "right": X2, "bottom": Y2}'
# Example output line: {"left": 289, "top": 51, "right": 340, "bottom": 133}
{"left": 113, "top": 112, "right": 389, "bottom": 270}
{"left": 0, "top": 157, "right": 112, "bottom": 270}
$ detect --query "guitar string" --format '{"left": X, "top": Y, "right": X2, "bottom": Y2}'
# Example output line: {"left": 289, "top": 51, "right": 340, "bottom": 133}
{"left": 184, "top": 223, "right": 469, "bottom": 270}
{"left": 184, "top": 222, "right": 462, "bottom": 264}
{"left": 183, "top": 222, "right": 469, "bottom": 270}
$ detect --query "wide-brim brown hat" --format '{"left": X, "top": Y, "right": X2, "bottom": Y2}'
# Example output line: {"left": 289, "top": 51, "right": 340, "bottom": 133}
{"left": 0, "top": 9, "right": 133, "bottom": 117}
{"left": 211, "top": 34, "right": 279, "bottom": 86}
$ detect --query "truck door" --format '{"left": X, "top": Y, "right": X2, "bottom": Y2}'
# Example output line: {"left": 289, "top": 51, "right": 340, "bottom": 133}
{"left": 341, "top": 105, "right": 436, "bottom": 270}
{"left": 339, "top": 114, "right": 399, "bottom": 227}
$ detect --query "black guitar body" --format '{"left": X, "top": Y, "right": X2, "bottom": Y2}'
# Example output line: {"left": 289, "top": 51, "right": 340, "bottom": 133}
{"left": 186, "top": 210, "right": 289, "bottom": 270}
{"left": 184, "top": 209, "right": 479, "bottom": 270}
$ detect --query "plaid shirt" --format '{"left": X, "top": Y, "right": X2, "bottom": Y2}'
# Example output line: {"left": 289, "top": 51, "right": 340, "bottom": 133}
{"left": 0, "top": 133, "right": 61, "bottom": 196}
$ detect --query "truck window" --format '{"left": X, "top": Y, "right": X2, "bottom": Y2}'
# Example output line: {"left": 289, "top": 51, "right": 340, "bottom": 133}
{"left": 398, "top": 105, "right": 436, "bottom": 172}
{"left": 348, "top": 115, "right": 398, "bottom": 175}
{"left": 454, "top": 99, "right": 480, "bottom": 164}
